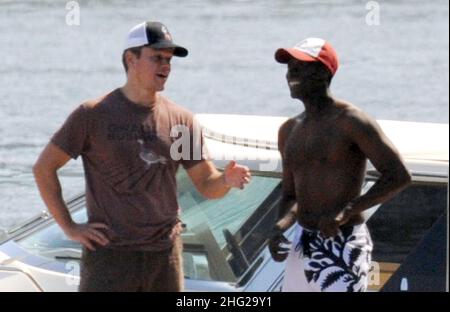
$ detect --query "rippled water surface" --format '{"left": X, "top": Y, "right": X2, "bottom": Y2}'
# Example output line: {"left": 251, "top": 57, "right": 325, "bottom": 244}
{"left": 0, "top": 0, "right": 448, "bottom": 229}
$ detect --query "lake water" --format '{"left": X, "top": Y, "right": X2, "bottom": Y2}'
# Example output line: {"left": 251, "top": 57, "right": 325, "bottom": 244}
{"left": 0, "top": 0, "right": 448, "bottom": 229}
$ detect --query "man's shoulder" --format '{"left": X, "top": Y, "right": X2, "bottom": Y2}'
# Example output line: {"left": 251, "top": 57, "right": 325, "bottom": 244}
{"left": 334, "top": 99, "right": 361, "bottom": 115}
{"left": 159, "top": 95, "right": 194, "bottom": 119}
{"left": 279, "top": 114, "right": 303, "bottom": 134}
{"left": 79, "top": 90, "right": 117, "bottom": 112}
{"left": 334, "top": 100, "right": 372, "bottom": 122}
{"left": 278, "top": 114, "right": 303, "bottom": 146}
{"left": 333, "top": 100, "right": 381, "bottom": 135}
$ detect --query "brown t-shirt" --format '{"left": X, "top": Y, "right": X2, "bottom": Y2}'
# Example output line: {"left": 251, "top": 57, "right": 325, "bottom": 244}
{"left": 51, "top": 89, "right": 208, "bottom": 251}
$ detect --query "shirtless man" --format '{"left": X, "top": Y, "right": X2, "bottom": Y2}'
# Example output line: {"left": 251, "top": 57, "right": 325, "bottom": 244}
{"left": 268, "top": 38, "right": 411, "bottom": 292}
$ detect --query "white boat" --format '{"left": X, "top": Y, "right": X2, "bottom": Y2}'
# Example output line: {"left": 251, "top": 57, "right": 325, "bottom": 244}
{"left": 0, "top": 114, "right": 448, "bottom": 292}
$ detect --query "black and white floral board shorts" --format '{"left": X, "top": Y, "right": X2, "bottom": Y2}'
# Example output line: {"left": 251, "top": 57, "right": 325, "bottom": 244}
{"left": 282, "top": 223, "right": 373, "bottom": 292}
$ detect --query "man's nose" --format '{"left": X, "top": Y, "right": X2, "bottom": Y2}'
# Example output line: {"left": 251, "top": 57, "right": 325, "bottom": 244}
{"left": 160, "top": 61, "right": 171, "bottom": 71}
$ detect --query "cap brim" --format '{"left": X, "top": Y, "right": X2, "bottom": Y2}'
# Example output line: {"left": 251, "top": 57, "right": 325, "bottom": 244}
{"left": 149, "top": 41, "right": 188, "bottom": 57}
{"left": 275, "top": 48, "right": 317, "bottom": 64}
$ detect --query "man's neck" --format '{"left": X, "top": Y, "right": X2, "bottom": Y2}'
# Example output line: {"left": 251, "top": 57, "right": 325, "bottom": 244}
{"left": 121, "top": 82, "right": 157, "bottom": 107}
{"left": 300, "top": 89, "right": 334, "bottom": 116}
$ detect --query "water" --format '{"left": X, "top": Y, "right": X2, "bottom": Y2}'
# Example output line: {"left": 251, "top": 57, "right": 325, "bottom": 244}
{"left": 0, "top": 0, "right": 448, "bottom": 229}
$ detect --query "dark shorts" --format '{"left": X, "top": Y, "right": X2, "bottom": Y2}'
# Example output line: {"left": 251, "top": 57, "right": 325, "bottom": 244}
{"left": 79, "top": 236, "right": 183, "bottom": 292}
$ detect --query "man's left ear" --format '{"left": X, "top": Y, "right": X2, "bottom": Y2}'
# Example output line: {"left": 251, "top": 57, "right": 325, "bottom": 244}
{"left": 126, "top": 51, "right": 137, "bottom": 70}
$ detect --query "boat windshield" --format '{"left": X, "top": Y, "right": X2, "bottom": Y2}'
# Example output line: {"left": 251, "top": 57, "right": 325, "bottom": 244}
{"left": 16, "top": 168, "right": 281, "bottom": 284}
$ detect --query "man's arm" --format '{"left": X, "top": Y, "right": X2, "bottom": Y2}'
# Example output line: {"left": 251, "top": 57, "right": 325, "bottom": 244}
{"left": 274, "top": 118, "right": 298, "bottom": 231}
{"left": 337, "top": 110, "right": 412, "bottom": 223}
{"left": 274, "top": 164, "right": 297, "bottom": 232}
{"left": 269, "top": 119, "right": 298, "bottom": 262}
{"left": 33, "top": 143, "right": 109, "bottom": 250}
{"left": 186, "top": 160, "right": 251, "bottom": 199}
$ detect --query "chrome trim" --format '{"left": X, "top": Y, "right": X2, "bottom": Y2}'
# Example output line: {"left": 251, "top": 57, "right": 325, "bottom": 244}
{"left": 6, "top": 210, "right": 50, "bottom": 235}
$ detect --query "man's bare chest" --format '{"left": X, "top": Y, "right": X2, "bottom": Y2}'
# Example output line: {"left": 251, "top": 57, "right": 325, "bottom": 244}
{"left": 284, "top": 121, "right": 350, "bottom": 166}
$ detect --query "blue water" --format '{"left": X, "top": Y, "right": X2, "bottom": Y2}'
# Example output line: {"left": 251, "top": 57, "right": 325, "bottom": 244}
{"left": 0, "top": 0, "right": 448, "bottom": 229}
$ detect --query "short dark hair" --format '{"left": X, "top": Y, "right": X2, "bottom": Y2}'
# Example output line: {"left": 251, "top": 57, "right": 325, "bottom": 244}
{"left": 122, "top": 46, "right": 144, "bottom": 72}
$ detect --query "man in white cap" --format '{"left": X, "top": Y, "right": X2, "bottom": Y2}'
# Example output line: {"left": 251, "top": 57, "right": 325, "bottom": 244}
{"left": 268, "top": 38, "right": 411, "bottom": 291}
{"left": 33, "top": 21, "right": 251, "bottom": 291}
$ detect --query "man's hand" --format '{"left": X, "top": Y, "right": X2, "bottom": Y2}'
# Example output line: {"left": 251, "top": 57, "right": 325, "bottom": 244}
{"left": 187, "top": 160, "right": 250, "bottom": 199}
{"left": 268, "top": 228, "right": 291, "bottom": 262}
{"left": 64, "top": 222, "right": 110, "bottom": 251}
{"left": 223, "top": 160, "right": 251, "bottom": 189}
{"left": 318, "top": 215, "right": 340, "bottom": 238}
{"left": 334, "top": 202, "right": 355, "bottom": 226}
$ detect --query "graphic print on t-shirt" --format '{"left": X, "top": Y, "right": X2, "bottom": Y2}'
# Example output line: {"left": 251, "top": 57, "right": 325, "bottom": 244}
{"left": 137, "top": 138, "right": 167, "bottom": 166}
{"left": 137, "top": 123, "right": 168, "bottom": 167}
